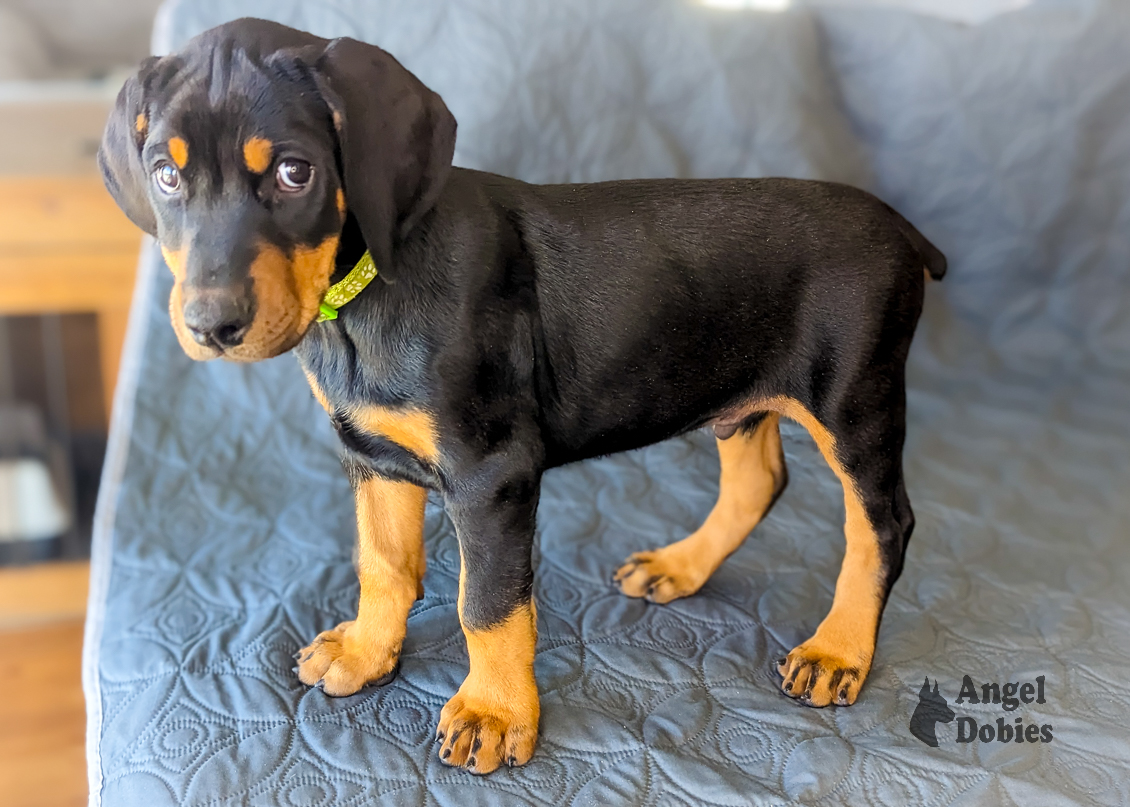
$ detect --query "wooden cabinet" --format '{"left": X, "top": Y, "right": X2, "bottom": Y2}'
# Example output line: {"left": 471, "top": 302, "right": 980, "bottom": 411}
{"left": 0, "top": 177, "right": 142, "bottom": 419}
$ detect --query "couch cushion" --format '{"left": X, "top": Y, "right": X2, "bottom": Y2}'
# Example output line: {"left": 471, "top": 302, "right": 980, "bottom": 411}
{"left": 84, "top": 1, "right": 1130, "bottom": 805}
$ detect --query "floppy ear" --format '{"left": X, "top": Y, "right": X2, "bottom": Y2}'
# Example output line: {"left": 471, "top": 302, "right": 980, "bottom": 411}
{"left": 98, "top": 57, "right": 161, "bottom": 236}
{"left": 312, "top": 38, "right": 457, "bottom": 278}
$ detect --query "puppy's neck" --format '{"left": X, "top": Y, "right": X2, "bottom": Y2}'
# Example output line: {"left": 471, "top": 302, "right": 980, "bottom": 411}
{"left": 330, "top": 212, "right": 369, "bottom": 284}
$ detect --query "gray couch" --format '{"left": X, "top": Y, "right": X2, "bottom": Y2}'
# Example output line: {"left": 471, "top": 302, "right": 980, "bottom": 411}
{"left": 85, "top": 0, "right": 1130, "bottom": 804}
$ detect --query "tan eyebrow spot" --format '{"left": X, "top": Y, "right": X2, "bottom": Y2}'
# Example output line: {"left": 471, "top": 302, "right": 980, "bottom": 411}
{"left": 167, "top": 137, "right": 189, "bottom": 169}
{"left": 243, "top": 136, "right": 273, "bottom": 174}
{"left": 135, "top": 113, "right": 147, "bottom": 134}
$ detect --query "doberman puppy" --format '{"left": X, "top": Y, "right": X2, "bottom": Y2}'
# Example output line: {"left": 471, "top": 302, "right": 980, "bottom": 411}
{"left": 100, "top": 18, "right": 945, "bottom": 774}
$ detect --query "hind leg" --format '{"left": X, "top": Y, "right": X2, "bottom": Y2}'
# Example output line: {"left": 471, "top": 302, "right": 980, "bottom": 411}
{"left": 614, "top": 413, "right": 788, "bottom": 604}
{"left": 772, "top": 397, "right": 913, "bottom": 707}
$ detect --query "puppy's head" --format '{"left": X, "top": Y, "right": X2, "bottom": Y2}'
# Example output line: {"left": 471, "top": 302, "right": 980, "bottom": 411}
{"left": 99, "top": 19, "right": 456, "bottom": 361}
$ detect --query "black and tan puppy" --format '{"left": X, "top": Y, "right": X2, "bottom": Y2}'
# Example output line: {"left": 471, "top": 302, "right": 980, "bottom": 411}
{"left": 100, "top": 18, "right": 945, "bottom": 774}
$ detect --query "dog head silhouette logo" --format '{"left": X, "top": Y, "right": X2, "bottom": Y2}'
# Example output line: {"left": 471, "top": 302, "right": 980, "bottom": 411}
{"left": 910, "top": 678, "right": 955, "bottom": 747}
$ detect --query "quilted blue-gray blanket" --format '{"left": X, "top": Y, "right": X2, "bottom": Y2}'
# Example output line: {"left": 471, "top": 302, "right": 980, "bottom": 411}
{"left": 85, "top": 0, "right": 1130, "bottom": 804}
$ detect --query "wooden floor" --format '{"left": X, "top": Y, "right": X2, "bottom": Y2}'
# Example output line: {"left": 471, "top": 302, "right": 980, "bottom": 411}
{"left": 0, "top": 562, "right": 90, "bottom": 807}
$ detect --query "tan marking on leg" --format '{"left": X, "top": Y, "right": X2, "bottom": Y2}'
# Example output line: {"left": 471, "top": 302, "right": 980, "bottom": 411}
{"left": 349, "top": 405, "right": 440, "bottom": 462}
{"left": 296, "top": 477, "right": 426, "bottom": 696}
{"left": 134, "top": 113, "right": 147, "bottom": 135}
{"left": 224, "top": 236, "right": 339, "bottom": 362}
{"left": 615, "top": 414, "right": 786, "bottom": 603}
{"left": 242, "top": 136, "right": 273, "bottom": 174}
{"left": 759, "top": 396, "right": 882, "bottom": 707}
{"left": 303, "top": 370, "right": 332, "bottom": 414}
{"left": 167, "top": 136, "right": 188, "bottom": 169}
{"left": 336, "top": 188, "right": 346, "bottom": 217}
{"left": 438, "top": 581, "right": 539, "bottom": 774}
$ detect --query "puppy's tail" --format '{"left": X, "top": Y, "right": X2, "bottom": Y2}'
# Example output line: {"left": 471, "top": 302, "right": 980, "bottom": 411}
{"left": 888, "top": 206, "right": 947, "bottom": 281}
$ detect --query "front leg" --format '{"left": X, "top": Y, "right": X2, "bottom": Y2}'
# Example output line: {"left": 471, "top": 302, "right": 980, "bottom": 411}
{"left": 296, "top": 465, "right": 427, "bottom": 696}
{"left": 436, "top": 473, "right": 541, "bottom": 774}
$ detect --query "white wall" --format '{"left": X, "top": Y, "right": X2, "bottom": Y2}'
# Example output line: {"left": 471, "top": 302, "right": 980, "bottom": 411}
{"left": 0, "top": 0, "right": 162, "bottom": 79}
{"left": 702, "top": 0, "right": 1032, "bottom": 25}
{"left": 807, "top": 0, "right": 1031, "bottom": 24}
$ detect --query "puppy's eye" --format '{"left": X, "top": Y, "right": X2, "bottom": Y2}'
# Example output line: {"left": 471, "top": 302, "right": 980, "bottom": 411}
{"left": 154, "top": 162, "right": 181, "bottom": 194}
{"left": 276, "top": 159, "right": 313, "bottom": 192}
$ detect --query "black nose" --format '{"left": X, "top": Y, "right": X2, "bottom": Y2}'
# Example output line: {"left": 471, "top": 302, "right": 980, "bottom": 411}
{"left": 183, "top": 291, "right": 253, "bottom": 349}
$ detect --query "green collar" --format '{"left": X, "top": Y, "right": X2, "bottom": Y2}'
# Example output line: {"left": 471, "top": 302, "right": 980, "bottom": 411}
{"left": 317, "top": 250, "right": 378, "bottom": 322}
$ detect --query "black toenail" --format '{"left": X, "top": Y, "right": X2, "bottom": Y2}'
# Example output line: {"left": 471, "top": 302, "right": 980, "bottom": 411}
{"left": 468, "top": 756, "right": 476, "bottom": 767}
{"left": 783, "top": 682, "right": 792, "bottom": 692}
{"left": 777, "top": 657, "right": 787, "bottom": 666}
{"left": 372, "top": 661, "right": 400, "bottom": 687}
{"left": 436, "top": 731, "right": 445, "bottom": 743}
{"left": 442, "top": 748, "right": 451, "bottom": 760}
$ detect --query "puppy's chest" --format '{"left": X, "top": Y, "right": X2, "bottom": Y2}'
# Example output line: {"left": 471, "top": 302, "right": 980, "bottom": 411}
{"left": 339, "top": 402, "right": 440, "bottom": 463}
{"left": 301, "top": 363, "right": 442, "bottom": 479}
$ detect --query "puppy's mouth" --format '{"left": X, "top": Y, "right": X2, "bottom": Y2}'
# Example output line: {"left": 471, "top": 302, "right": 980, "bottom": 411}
{"left": 169, "top": 288, "right": 306, "bottom": 363}
{"left": 221, "top": 237, "right": 341, "bottom": 362}
{"left": 167, "top": 236, "right": 340, "bottom": 363}
{"left": 198, "top": 315, "right": 310, "bottom": 362}
{"left": 219, "top": 327, "right": 306, "bottom": 363}
{"left": 171, "top": 299, "right": 316, "bottom": 363}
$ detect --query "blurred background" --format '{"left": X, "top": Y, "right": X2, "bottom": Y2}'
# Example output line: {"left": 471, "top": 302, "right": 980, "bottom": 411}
{"left": 0, "top": 0, "right": 1038, "bottom": 805}
{"left": 1, "top": 0, "right": 160, "bottom": 571}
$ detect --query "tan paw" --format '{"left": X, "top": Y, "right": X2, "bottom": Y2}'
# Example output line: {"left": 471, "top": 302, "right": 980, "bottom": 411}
{"left": 295, "top": 620, "right": 399, "bottom": 697}
{"left": 776, "top": 641, "right": 871, "bottom": 707}
{"left": 613, "top": 549, "right": 706, "bottom": 604}
{"left": 435, "top": 688, "right": 539, "bottom": 775}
